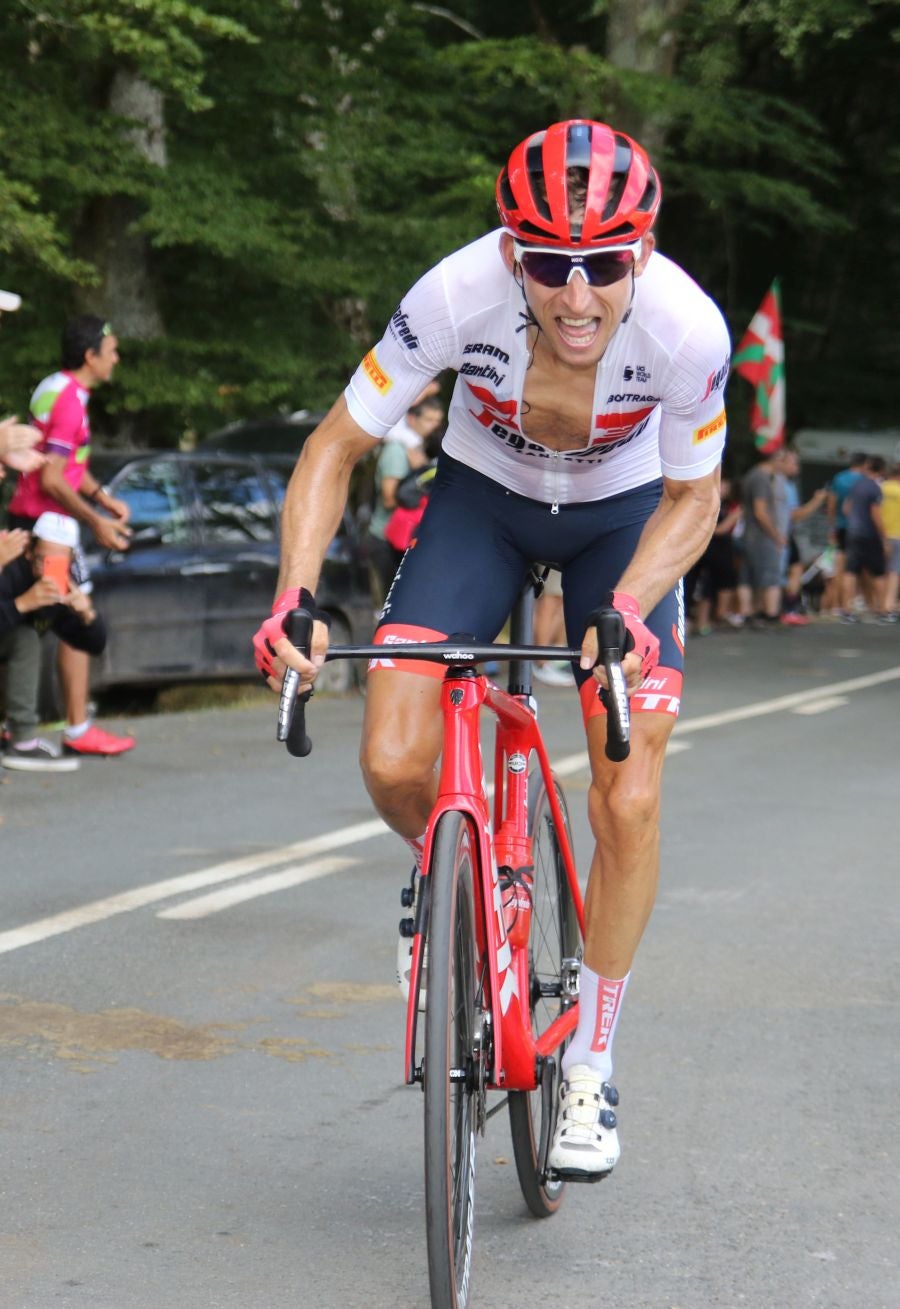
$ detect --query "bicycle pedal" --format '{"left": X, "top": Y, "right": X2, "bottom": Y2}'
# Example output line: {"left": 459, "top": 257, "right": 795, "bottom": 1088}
{"left": 544, "top": 1166, "right": 613, "bottom": 1185}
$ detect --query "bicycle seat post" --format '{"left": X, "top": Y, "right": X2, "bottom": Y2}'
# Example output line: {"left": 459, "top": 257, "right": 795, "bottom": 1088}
{"left": 507, "top": 576, "right": 538, "bottom": 696}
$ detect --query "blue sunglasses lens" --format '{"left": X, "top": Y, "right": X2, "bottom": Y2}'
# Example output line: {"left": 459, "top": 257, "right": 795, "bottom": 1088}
{"left": 519, "top": 249, "right": 634, "bottom": 288}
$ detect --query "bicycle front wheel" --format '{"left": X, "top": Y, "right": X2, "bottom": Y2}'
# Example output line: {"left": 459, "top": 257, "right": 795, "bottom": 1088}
{"left": 508, "top": 771, "right": 580, "bottom": 1217}
{"left": 424, "top": 810, "right": 481, "bottom": 1309}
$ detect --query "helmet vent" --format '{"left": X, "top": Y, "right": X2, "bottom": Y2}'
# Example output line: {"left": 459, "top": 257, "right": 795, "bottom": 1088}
{"left": 526, "top": 141, "right": 553, "bottom": 221}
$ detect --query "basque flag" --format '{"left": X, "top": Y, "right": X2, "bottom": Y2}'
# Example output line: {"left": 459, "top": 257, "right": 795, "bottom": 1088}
{"left": 732, "top": 279, "right": 785, "bottom": 453}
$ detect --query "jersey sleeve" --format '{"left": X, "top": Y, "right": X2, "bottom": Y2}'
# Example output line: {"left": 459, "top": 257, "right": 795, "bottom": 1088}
{"left": 656, "top": 304, "right": 732, "bottom": 482}
{"left": 344, "top": 263, "right": 459, "bottom": 438}
{"left": 42, "top": 384, "right": 84, "bottom": 459}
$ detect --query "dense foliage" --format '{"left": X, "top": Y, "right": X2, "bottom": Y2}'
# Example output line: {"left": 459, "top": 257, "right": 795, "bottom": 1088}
{"left": 0, "top": 0, "right": 897, "bottom": 458}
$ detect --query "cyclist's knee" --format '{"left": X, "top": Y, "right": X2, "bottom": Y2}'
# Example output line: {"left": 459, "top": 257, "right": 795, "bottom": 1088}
{"left": 588, "top": 772, "right": 661, "bottom": 839}
{"left": 360, "top": 735, "right": 434, "bottom": 802}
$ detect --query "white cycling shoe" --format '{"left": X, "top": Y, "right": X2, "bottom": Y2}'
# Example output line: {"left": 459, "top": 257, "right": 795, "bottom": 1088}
{"left": 396, "top": 933, "right": 428, "bottom": 1011}
{"left": 397, "top": 871, "right": 427, "bottom": 1011}
{"left": 547, "top": 1064, "right": 620, "bottom": 1178}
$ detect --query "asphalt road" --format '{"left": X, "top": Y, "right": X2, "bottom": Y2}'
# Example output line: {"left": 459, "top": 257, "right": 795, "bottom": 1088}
{"left": 1, "top": 620, "right": 898, "bottom": 1309}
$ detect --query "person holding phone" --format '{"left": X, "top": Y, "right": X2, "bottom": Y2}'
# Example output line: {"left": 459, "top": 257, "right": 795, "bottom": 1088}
{"left": 0, "top": 513, "right": 107, "bottom": 772}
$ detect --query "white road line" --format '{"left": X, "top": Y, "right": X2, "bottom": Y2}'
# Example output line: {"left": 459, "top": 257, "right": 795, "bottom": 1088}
{"left": 0, "top": 824, "right": 386, "bottom": 956}
{"left": 792, "top": 696, "right": 850, "bottom": 716}
{"left": 3, "top": 662, "right": 898, "bottom": 954}
{"left": 671, "top": 665, "right": 900, "bottom": 735}
{"left": 157, "top": 856, "right": 358, "bottom": 920}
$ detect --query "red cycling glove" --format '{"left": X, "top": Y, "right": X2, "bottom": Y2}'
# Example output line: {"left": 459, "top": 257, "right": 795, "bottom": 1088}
{"left": 611, "top": 590, "right": 660, "bottom": 679}
{"left": 252, "top": 588, "right": 330, "bottom": 680}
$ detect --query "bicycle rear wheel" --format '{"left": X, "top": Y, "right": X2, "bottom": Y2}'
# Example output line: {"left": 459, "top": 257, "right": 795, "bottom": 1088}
{"left": 424, "top": 810, "right": 482, "bottom": 1309}
{"left": 508, "top": 771, "right": 580, "bottom": 1217}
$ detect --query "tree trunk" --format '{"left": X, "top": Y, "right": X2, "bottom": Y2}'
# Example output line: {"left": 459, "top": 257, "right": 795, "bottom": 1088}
{"left": 74, "top": 69, "right": 166, "bottom": 341}
{"left": 605, "top": 0, "right": 686, "bottom": 156}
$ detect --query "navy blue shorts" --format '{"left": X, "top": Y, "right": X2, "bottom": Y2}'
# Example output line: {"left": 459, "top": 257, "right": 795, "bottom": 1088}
{"left": 374, "top": 454, "right": 685, "bottom": 718}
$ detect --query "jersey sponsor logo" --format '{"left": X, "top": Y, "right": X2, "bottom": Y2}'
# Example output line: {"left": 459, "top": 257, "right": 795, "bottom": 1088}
{"left": 465, "top": 381, "right": 521, "bottom": 432}
{"left": 692, "top": 409, "right": 726, "bottom": 445}
{"left": 362, "top": 348, "right": 393, "bottom": 394}
{"left": 389, "top": 308, "right": 419, "bottom": 350}
{"left": 460, "top": 361, "right": 506, "bottom": 387}
{"left": 606, "top": 393, "right": 660, "bottom": 404}
{"left": 622, "top": 364, "right": 651, "bottom": 383}
{"left": 462, "top": 341, "right": 510, "bottom": 366}
{"left": 591, "top": 404, "right": 657, "bottom": 444}
{"left": 701, "top": 356, "right": 730, "bottom": 401}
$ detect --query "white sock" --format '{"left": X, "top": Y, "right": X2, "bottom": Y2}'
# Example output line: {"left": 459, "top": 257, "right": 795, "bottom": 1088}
{"left": 404, "top": 835, "right": 425, "bottom": 872}
{"left": 64, "top": 720, "right": 90, "bottom": 741}
{"left": 561, "top": 964, "right": 630, "bottom": 1083}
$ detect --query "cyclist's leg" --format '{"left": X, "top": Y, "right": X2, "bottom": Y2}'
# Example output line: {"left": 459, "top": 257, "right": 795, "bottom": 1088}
{"left": 360, "top": 453, "right": 529, "bottom": 836}
{"left": 547, "top": 483, "right": 683, "bottom": 1176}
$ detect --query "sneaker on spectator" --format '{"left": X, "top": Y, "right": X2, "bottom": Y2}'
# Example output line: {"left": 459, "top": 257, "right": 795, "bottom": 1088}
{"left": 2, "top": 739, "right": 80, "bottom": 772}
{"left": 839, "top": 611, "right": 860, "bottom": 624}
{"left": 63, "top": 724, "right": 135, "bottom": 756}
{"left": 876, "top": 612, "right": 899, "bottom": 625}
{"left": 533, "top": 661, "right": 575, "bottom": 688}
{"left": 780, "top": 612, "right": 811, "bottom": 626}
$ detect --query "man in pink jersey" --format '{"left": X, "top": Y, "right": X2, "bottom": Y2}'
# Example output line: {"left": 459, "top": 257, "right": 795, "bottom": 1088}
{"left": 9, "top": 315, "right": 135, "bottom": 755}
{"left": 254, "top": 121, "right": 728, "bottom": 1179}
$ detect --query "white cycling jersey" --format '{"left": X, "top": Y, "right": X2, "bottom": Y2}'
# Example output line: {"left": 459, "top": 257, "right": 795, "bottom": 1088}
{"left": 345, "top": 230, "right": 730, "bottom": 507}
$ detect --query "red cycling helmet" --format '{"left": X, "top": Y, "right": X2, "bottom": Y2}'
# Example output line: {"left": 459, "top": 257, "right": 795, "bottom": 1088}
{"left": 496, "top": 119, "right": 660, "bottom": 248}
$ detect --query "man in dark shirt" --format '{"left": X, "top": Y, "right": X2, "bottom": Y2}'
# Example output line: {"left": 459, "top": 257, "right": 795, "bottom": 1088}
{"left": 0, "top": 513, "right": 107, "bottom": 771}
{"left": 841, "top": 455, "right": 895, "bottom": 623}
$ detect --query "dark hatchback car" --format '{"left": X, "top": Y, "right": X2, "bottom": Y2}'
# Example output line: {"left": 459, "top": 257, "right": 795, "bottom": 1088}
{"left": 47, "top": 449, "right": 374, "bottom": 700}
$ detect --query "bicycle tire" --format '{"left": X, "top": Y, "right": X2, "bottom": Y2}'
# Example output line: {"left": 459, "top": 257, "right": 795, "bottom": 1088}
{"left": 508, "top": 771, "right": 580, "bottom": 1217}
{"left": 424, "top": 810, "right": 481, "bottom": 1309}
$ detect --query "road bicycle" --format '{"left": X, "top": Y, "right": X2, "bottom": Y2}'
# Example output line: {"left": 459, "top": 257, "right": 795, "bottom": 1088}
{"left": 277, "top": 575, "right": 630, "bottom": 1309}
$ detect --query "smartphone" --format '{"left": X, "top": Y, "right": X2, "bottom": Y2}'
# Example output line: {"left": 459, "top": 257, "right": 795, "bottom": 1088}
{"left": 42, "top": 554, "right": 70, "bottom": 596}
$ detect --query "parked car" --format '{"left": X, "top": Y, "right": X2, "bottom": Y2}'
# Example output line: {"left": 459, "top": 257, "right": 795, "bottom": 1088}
{"left": 198, "top": 412, "right": 375, "bottom": 523}
{"left": 39, "top": 449, "right": 374, "bottom": 707}
{"left": 199, "top": 411, "right": 324, "bottom": 457}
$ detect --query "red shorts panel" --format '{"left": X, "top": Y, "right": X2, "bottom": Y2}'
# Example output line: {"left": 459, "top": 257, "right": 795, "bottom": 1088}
{"left": 368, "top": 623, "right": 448, "bottom": 679}
{"left": 580, "top": 665, "right": 683, "bottom": 723}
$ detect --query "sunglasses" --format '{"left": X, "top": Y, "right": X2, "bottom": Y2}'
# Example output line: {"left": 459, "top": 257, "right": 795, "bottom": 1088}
{"left": 513, "top": 239, "right": 642, "bottom": 288}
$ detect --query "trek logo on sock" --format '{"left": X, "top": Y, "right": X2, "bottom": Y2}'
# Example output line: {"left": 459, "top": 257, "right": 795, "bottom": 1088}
{"left": 590, "top": 978, "right": 625, "bottom": 1054}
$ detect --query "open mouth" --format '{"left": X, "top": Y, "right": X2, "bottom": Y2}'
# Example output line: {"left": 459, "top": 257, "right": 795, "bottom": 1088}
{"left": 555, "top": 315, "right": 601, "bottom": 349}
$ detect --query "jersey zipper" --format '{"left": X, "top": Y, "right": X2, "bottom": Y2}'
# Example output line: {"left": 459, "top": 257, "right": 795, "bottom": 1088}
{"left": 550, "top": 450, "right": 560, "bottom": 515}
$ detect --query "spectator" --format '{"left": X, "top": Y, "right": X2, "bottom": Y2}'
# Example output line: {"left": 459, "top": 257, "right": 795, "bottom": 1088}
{"left": 780, "top": 447, "right": 828, "bottom": 624}
{"left": 881, "top": 461, "right": 900, "bottom": 617}
{"left": 532, "top": 568, "right": 575, "bottom": 686}
{"left": 738, "top": 448, "right": 788, "bottom": 628}
{"left": 826, "top": 451, "right": 866, "bottom": 613}
{"left": 7, "top": 314, "right": 135, "bottom": 755}
{"left": 1, "top": 513, "right": 107, "bottom": 772}
{"left": 368, "top": 395, "right": 444, "bottom": 601}
{"left": 841, "top": 455, "right": 896, "bottom": 623}
{"left": 689, "top": 473, "right": 744, "bottom": 634}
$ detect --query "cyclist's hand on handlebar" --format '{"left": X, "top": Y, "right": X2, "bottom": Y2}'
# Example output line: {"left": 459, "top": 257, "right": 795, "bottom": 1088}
{"left": 252, "top": 588, "right": 331, "bottom": 693}
{"left": 580, "top": 590, "right": 660, "bottom": 693}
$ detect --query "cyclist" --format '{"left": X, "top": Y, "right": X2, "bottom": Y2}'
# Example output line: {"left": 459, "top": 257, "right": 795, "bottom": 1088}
{"left": 255, "top": 120, "right": 729, "bottom": 1178}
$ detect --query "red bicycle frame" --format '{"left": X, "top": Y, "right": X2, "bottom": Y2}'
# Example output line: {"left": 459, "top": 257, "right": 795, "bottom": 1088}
{"left": 404, "top": 667, "right": 585, "bottom": 1092}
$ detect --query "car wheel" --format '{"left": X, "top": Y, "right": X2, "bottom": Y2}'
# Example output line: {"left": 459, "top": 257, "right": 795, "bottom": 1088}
{"left": 316, "top": 616, "right": 359, "bottom": 695}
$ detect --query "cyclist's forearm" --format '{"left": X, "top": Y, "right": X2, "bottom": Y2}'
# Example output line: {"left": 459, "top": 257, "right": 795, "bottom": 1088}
{"left": 276, "top": 401, "right": 378, "bottom": 596}
{"left": 616, "top": 473, "right": 720, "bottom": 615}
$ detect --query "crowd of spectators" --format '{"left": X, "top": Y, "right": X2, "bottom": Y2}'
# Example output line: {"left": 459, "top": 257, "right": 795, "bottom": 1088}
{"left": 686, "top": 446, "right": 900, "bottom": 634}
{"left": 0, "top": 289, "right": 135, "bottom": 773}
